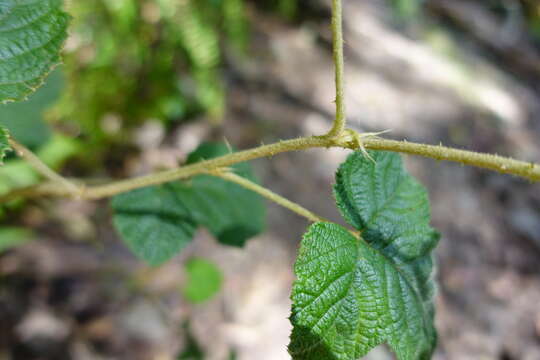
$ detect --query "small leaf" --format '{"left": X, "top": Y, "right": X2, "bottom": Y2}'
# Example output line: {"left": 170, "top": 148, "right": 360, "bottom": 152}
{"left": 0, "top": 227, "right": 32, "bottom": 252}
{"left": 289, "top": 150, "right": 439, "bottom": 360}
{"left": 0, "top": 0, "right": 70, "bottom": 103}
{"left": 0, "top": 125, "right": 10, "bottom": 164}
{"left": 180, "top": 142, "right": 265, "bottom": 247}
{"left": 289, "top": 223, "right": 436, "bottom": 360}
{"left": 111, "top": 184, "right": 197, "bottom": 266}
{"left": 182, "top": 258, "right": 223, "bottom": 304}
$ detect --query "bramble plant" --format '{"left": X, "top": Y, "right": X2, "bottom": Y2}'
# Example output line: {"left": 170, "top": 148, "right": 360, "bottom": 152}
{"left": 1, "top": 0, "right": 540, "bottom": 359}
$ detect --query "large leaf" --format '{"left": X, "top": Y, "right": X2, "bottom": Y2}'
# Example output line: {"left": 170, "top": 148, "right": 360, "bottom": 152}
{"left": 289, "top": 223, "right": 436, "bottom": 360}
{"left": 112, "top": 142, "right": 265, "bottom": 265}
{"left": 111, "top": 184, "right": 197, "bottom": 266}
{"left": 0, "top": 125, "right": 9, "bottom": 164}
{"left": 0, "top": 0, "right": 70, "bottom": 103}
{"left": 289, "top": 150, "right": 439, "bottom": 360}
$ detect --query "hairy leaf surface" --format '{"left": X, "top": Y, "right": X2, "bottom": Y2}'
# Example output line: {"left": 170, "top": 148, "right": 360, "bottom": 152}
{"left": 289, "top": 150, "right": 439, "bottom": 360}
{"left": 0, "top": 0, "right": 69, "bottom": 103}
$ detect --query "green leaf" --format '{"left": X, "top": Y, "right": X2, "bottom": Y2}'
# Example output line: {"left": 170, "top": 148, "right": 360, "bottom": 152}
{"left": 289, "top": 150, "right": 439, "bottom": 360}
{"left": 180, "top": 142, "right": 266, "bottom": 247}
{"left": 334, "top": 151, "right": 439, "bottom": 262}
{"left": 0, "top": 0, "right": 70, "bottom": 103}
{"left": 112, "top": 142, "right": 265, "bottom": 265}
{"left": 182, "top": 257, "right": 223, "bottom": 304}
{"left": 0, "top": 69, "right": 63, "bottom": 148}
{"left": 0, "top": 125, "right": 10, "bottom": 164}
{"left": 0, "top": 227, "right": 32, "bottom": 252}
{"left": 289, "top": 223, "right": 436, "bottom": 360}
{"left": 111, "top": 184, "right": 197, "bottom": 266}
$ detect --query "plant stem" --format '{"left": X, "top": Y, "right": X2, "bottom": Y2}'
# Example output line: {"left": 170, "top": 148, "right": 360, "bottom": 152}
{"left": 214, "top": 171, "right": 329, "bottom": 223}
{"left": 1, "top": 131, "right": 539, "bottom": 204}
{"left": 8, "top": 138, "right": 80, "bottom": 195}
{"left": 326, "top": 0, "right": 346, "bottom": 137}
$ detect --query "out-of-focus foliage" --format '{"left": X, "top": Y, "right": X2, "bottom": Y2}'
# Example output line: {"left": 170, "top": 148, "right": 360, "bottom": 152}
{"left": 0, "top": 227, "right": 33, "bottom": 253}
{"left": 182, "top": 258, "right": 223, "bottom": 304}
{"left": 51, "top": 0, "right": 297, "bottom": 145}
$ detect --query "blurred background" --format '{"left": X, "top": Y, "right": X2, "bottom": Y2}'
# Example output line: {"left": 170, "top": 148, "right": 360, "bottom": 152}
{"left": 1, "top": 0, "right": 540, "bottom": 359}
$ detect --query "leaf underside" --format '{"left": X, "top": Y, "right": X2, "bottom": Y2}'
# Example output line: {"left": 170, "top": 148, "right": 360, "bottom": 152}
{"left": 0, "top": 0, "right": 70, "bottom": 103}
{"left": 112, "top": 143, "right": 265, "bottom": 265}
{"left": 289, "top": 151, "right": 439, "bottom": 360}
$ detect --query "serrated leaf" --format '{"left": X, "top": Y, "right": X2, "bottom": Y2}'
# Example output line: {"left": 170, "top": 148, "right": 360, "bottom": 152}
{"left": 182, "top": 257, "right": 223, "bottom": 304}
{"left": 289, "top": 223, "right": 436, "bottom": 360}
{"left": 0, "top": 125, "right": 10, "bottom": 164}
{"left": 0, "top": 0, "right": 70, "bottom": 103}
{"left": 179, "top": 142, "right": 265, "bottom": 247}
{"left": 289, "top": 150, "right": 439, "bottom": 360}
{"left": 111, "top": 184, "right": 197, "bottom": 266}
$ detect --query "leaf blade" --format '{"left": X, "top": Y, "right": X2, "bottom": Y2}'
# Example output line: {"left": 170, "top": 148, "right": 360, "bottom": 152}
{"left": 0, "top": 0, "right": 70, "bottom": 103}
{"left": 111, "top": 184, "right": 197, "bottom": 266}
{"left": 289, "top": 223, "right": 436, "bottom": 360}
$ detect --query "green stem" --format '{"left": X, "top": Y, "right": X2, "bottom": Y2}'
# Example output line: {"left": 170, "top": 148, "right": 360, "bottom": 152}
{"left": 326, "top": 0, "right": 346, "bottom": 137}
{"left": 8, "top": 138, "right": 80, "bottom": 195}
{"left": 214, "top": 171, "right": 329, "bottom": 223}
{"left": 1, "top": 131, "right": 539, "bottom": 204}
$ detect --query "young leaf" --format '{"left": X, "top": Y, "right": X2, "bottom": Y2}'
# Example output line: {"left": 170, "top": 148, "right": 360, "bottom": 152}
{"left": 289, "top": 150, "right": 439, "bottom": 360}
{"left": 182, "top": 258, "right": 223, "bottom": 304}
{"left": 179, "top": 142, "right": 266, "bottom": 247}
{"left": 111, "top": 184, "right": 197, "bottom": 266}
{"left": 0, "top": 0, "right": 70, "bottom": 103}
{"left": 289, "top": 223, "right": 436, "bottom": 360}
{"left": 0, "top": 126, "right": 10, "bottom": 164}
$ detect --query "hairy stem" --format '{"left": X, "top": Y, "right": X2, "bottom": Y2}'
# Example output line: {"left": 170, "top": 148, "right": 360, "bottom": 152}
{"left": 1, "top": 131, "right": 539, "bottom": 204}
{"left": 214, "top": 171, "right": 329, "bottom": 223}
{"left": 8, "top": 138, "right": 80, "bottom": 194}
{"left": 326, "top": 0, "right": 346, "bottom": 137}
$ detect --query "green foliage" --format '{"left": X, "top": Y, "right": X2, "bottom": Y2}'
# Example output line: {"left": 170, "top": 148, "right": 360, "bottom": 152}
{"left": 0, "top": 69, "right": 63, "bottom": 148}
{"left": 289, "top": 151, "right": 439, "bottom": 360}
{"left": 0, "top": 227, "right": 32, "bottom": 252}
{"left": 111, "top": 184, "right": 198, "bottom": 266}
{"left": 52, "top": 0, "right": 251, "bottom": 144}
{"left": 112, "top": 142, "right": 266, "bottom": 265}
{"left": 182, "top": 258, "right": 223, "bottom": 304}
{"left": 0, "top": 0, "right": 69, "bottom": 103}
{"left": 181, "top": 143, "right": 266, "bottom": 247}
{"left": 0, "top": 125, "right": 10, "bottom": 164}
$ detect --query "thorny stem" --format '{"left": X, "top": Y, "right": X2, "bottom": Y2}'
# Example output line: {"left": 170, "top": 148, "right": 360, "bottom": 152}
{"left": 1, "top": 131, "right": 538, "bottom": 205}
{"left": 326, "top": 0, "right": 346, "bottom": 137}
{"left": 214, "top": 170, "right": 329, "bottom": 224}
